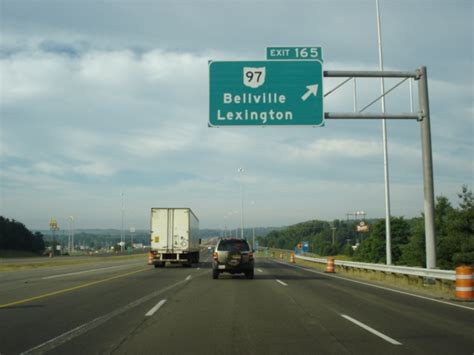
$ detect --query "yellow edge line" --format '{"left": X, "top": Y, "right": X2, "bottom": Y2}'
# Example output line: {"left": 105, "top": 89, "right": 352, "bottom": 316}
{"left": 0, "top": 267, "right": 149, "bottom": 309}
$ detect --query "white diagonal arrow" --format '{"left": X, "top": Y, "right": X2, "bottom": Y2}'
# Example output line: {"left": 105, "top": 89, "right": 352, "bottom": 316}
{"left": 301, "top": 84, "right": 319, "bottom": 101}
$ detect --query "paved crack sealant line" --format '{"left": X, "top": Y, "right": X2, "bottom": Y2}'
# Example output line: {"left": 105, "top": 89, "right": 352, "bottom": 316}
{"left": 276, "top": 279, "right": 288, "bottom": 287}
{"left": 272, "top": 259, "right": 474, "bottom": 311}
{"left": 19, "top": 271, "right": 199, "bottom": 355}
{"left": 341, "top": 314, "right": 402, "bottom": 345}
{"left": 145, "top": 299, "right": 167, "bottom": 317}
{"left": 0, "top": 268, "right": 149, "bottom": 309}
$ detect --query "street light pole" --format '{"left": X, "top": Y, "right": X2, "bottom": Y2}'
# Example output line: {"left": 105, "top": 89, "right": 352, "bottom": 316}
{"left": 237, "top": 168, "right": 245, "bottom": 239}
{"left": 69, "top": 216, "right": 74, "bottom": 253}
{"left": 121, "top": 192, "right": 124, "bottom": 252}
{"left": 223, "top": 215, "right": 228, "bottom": 238}
{"left": 376, "top": 0, "right": 392, "bottom": 265}
{"left": 130, "top": 227, "right": 135, "bottom": 250}
{"left": 68, "top": 218, "right": 71, "bottom": 253}
{"left": 250, "top": 201, "right": 256, "bottom": 250}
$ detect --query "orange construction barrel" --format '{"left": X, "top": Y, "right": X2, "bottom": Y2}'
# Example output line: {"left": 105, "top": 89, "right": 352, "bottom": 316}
{"left": 455, "top": 265, "right": 473, "bottom": 300}
{"left": 290, "top": 253, "right": 295, "bottom": 263}
{"left": 325, "top": 257, "right": 335, "bottom": 273}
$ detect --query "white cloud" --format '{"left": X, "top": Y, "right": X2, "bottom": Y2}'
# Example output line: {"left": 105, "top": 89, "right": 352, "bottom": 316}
{"left": 0, "top": 16, "right": 472, "bottom": 229}
{"left": 287, "top": 138, "right": 381, "bottom": 160}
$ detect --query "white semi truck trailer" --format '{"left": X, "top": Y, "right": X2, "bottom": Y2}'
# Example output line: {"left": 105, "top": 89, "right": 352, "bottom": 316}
{"left": 149, "top": 208, "right": 200, "bottom": 267}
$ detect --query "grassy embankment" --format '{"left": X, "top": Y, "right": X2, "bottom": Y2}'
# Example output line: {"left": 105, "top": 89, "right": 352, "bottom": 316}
{"left": 261, "top": 248, "right": 456, "bottom": 300}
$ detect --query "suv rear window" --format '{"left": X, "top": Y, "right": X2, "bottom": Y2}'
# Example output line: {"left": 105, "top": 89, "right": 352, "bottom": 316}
{"left": 217, "top": 240, "right": 250, "bottom": 252}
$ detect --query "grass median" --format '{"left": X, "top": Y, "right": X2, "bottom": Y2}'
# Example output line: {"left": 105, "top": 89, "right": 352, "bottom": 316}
{"left": 0, "top": 252, "right": 148, "bottom": 272}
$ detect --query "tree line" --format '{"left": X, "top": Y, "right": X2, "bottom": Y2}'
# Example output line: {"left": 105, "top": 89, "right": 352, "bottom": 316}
{"left": 258, "top": 186, "right": 473, "bottom": 269}
{"left": 0, "top": 217, "right": 45, "bottom": 254}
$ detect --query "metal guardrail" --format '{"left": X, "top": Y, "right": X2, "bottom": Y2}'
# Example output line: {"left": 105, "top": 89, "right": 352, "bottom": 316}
{"left": 295, "top": 255, "right": 456, "bottom": 281}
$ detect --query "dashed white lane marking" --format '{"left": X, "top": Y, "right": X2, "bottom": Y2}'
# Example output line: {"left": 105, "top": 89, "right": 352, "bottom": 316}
{"left": 341, "top": 314, "right": 402, "bottom": 345}
{"left": 185, "top": 275, "right": 192, "bottom": 281}
{"left": 19, "top": 275, "right": 195, "bottom": 355}
{"left": 196, "top": 268, "right": 201, "bottom": 271}
{"left": 257, "top": 268, "right": 263, "bottom": 273}
{"left": 145, "top": 299, "right": 167, "bottom": 317}
{"left": 275, "top": 279, "right": 288, "bottom": 286}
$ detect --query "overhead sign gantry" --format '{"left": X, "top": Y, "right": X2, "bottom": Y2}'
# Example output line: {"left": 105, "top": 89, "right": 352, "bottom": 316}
{"left": 208, "top": 47, "right": 437, "bottom": 269}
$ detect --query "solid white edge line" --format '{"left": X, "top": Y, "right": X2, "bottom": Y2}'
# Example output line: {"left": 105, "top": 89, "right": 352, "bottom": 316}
{"left": 272, "top": 259, "right": 474, "bottom": 311}
{"left": 42, "top": 264, "right": 131, "bottom": 279}
{"left": 341, "top": 314, "right": 402, "bottom": 345}
{"left": 276, "top": 279, "right": 288, "bottom": 286}
{"left": 145, "top": 299, "right": 167, "bottom": 317}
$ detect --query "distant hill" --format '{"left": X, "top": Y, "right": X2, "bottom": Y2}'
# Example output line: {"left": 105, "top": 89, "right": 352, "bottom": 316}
{"left": 34, "top": 226, "right": 285, "bottom": 249}
{"left": 198, "top": 227, "right": 284, "bottom": 239}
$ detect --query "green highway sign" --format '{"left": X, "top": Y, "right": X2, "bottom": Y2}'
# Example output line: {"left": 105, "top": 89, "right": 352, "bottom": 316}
{"left": 266, "top": 47, "right": 323, "bottom": 61}
{"left": 209, "top": 60, "right": 324, "bottom": 127}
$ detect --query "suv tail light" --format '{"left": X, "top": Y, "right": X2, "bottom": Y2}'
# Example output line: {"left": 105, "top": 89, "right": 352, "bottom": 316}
{"left": 213, "top": 252, "right": 218, "bottom": 261}
{"left": 249, "top": 252, "right": 254, "bottom": 260}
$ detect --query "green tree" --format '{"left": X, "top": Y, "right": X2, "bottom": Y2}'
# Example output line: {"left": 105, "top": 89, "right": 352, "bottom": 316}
{"left": 438, "top": 186, "right": 474, "bottom": 268}
{"left": 353, "top": 217, "right": 410, "bottom": 263}
{"left": 399, "top": 217, "right": 426, "bottom": 266}
{"left": 400, "top": 187, "right": 474, "bottom": 269}
{"left": 0, "top": 216, "right": 45, "bottom": 254}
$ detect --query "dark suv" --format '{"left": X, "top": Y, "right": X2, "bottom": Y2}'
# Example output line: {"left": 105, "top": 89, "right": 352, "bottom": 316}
{"left": 212, "top": 239, "right": 254, "bottom": 279}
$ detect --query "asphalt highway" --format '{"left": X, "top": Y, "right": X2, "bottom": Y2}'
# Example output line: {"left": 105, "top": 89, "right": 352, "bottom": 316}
{"left": 1, "top": 251, "right": 473, "bottom": 355}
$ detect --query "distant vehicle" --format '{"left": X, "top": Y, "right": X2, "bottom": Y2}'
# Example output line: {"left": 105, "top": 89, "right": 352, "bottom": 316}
{"left": 149, "top": 208, "right": 200, "bottom": 268}
{"left": 212, "top": 239, "right": 254, "bottom": 279}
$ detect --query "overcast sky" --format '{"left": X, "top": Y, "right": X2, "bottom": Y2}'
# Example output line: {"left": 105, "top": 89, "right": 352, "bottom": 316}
{"left": 1, "top": 0, "right": 472, "bottom": 231}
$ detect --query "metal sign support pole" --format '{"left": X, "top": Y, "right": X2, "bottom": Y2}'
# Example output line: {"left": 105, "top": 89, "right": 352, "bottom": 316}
{"left": 324, "top": 68, "right": 436, "bottom": 270}
{"left": 418, "top": 66, "right": 436, "bottom": 269}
